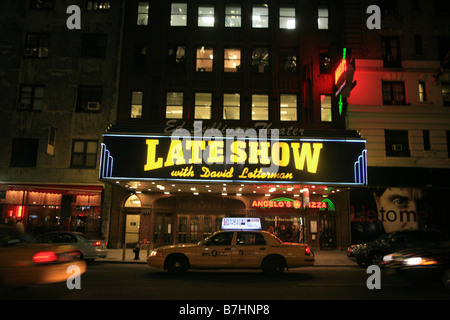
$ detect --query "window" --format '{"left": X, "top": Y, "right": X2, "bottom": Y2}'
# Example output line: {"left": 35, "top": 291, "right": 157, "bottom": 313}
{"left": 30, "top": 0, "right": 53, "bottom": 10}
{"left": 196, "top": 46, "right": 214, "bottom": 72}
{"left": 81, "top": 34, "right": 107, "bottom": 58}
{"left": 236, "top": 232, "right": 267, "bottom": 245}
{"left": 24, "top": 33, "right": 50, "bottom": 58}
{"left": 71, "top": 140, "right": 98, "bottom": 168}
{"left": 252, "top": 47, "right": 269, "bottom": 73}
{"left": 280, "top": 50, "right": 297, "bottom": 72}
{"left": 190, "top": 217, "right": 199, "bottom": 242}
{"left": 385, "top": 130, "right": 410, "bottom": 157}
{"left": 10, "top": 139, "right": 39, "bottom": 167}
{"left": 223, "top": 93, "right": 240, "bottom": 120}
{"left": 442, "top": 83, "right": 450, "bottom": 106}
{"left": 198, "top": 6, "right": 214, "bottom": 27}
{"left": 166, "top": 92, "right": 183, "bottom": 119}
{"left": 224, "top": 48, "right": 241, "bottom": 72}
{"left": 382, "top": 37, "right": 401, "bottom": 68}
{"left": 171, "top": 3, "right": 187, "bottom": 26}
{"left": 423, "top": 130, "right": 431, "bottom": 151}
{"left": 195, "top": 93, "right": 212, "bottom": 119}
{"left": 437, "top": 37, "right": 450, "bottom": 69}
{"left": 280, "top": 94, "right": 297, "bottom": 121}
{"left": 168, "top": 45, "right": 186, "bottom": 66}
{"left": 318, "top": 6, "right": 329, "bottom": 29}
{"left": 137, "top": 2, "right": 149, "bottom": 25}
{"left": 76, "top": 86, "right": 102, "bottom": 112}
{"left": 252, "top": 94, "right": 269, "bottom": 121}
{"left": 320, "top": 94, "right": 332, "bottom": 122}
{"left": 204, "top": 232, "right": 233, "bottom": 246}
{"left": 279, "top": 7, "right": 295, "bottom": 29}
{"left": 380, "top": 0, "right": 398, "bottom": 15}
{"left": 225, "top": 5, "right": 241, "bottom": 27}
{"left": 414, "top": 35, "right": 423, "bottom": 55}
{"left": 131, "top": 91, "right": 143, "bottom": 119}
{"left": 252, "top": 4, "right": 269, "bottom": 28}
{"left": 319, "top": 49, "right": 331, "bottom": 73}
{"left": 418, "top": 81, "right": 426, "bottom": 102}
{"left": 87, "top": 1, "right": 110, "bottom": 10}
{"left": 382, "top": 81, "right": 406, "bottom": 105}
{"left": 447, "top": 131, "right": 450, "bottom": 158}
{"left": 17, "top": 85, "right": 45, "bottom": 111}
{"left": 132, "top": 44, "right": 147, "bottom": 71}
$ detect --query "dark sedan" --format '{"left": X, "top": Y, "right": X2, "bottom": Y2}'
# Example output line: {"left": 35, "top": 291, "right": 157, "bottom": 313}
{"left": 382, "top": 243, "right": 450, "bottom": 290}
{"left": 347, "top": 229, "right": 444, "bottom": 267}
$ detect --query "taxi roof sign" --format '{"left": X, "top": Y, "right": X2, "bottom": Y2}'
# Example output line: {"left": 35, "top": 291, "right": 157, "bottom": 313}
{"left": 221, "top": 217, "right": 262, "bottom": 230}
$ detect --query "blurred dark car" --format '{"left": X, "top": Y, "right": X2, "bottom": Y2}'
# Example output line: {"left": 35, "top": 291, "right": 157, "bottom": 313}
{"left": 34, "top": 231, "right": 107, "bottom": 263}
{"left": 382, "top": 243, "right": 450, "bottom": 290}
{"left": 347, "top": 229, "right": 444, "bottom": 267}
{"left": 0, "top": 226, "right": 86, "bottom": 287}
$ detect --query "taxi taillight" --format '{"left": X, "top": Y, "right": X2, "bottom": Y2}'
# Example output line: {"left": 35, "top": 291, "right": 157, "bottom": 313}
{"left": 33, "top": 251, "right": 58, "bottom": 264}
{"left": 305, "top": 246, "right": 311, "bottom": 256}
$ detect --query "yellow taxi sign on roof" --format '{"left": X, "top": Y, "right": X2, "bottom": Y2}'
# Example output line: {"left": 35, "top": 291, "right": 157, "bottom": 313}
{"left": 221, "top": 217, "right": 262, "bottom": 230}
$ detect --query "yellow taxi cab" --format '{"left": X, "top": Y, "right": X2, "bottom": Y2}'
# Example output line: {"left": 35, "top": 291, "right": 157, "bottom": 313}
{"left": 0, "top": 226, "right": 86, "bottom": 287}
{"left": 147, "top": 218, "right": 314, "bottom": 274}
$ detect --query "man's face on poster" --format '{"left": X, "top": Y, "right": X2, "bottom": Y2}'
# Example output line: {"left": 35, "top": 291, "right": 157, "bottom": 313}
{"left": 374, "top": 187, "right": 422, "bottom": 233}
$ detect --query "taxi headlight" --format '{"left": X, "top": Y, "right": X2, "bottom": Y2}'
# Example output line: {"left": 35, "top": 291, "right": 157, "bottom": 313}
{"left": 149, "top": 250, "right": 162, "bottom": 257}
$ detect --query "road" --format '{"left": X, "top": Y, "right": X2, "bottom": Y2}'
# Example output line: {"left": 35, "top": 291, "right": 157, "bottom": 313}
{"left": 1, "top": 263, "right": 448, "bottom": 301}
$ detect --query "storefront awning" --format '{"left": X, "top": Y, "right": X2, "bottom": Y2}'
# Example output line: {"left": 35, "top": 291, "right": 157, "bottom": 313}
{"left": 6, "top": 184, "right": 103, "bottom": 196}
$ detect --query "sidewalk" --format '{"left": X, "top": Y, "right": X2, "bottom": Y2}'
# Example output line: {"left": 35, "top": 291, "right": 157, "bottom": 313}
{"left": 99, "top": 248, "right": 355, "bottom": 267}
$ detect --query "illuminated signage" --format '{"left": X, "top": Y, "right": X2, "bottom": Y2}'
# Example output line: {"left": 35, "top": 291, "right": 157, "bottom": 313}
{"left": 335, "top": 59, "right": 347, "bottom": 85}
{"left": 251, "top": 197, "right": 333, "bottom": 210}
{"left": 100, "top": 134, "right": 367, "bottom": 185}
{"left": 221, "top": 217, "right": 262, "bottom": 230}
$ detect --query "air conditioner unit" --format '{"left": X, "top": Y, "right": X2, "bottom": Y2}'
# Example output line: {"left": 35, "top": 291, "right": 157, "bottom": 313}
{"left": 87, "top": 101, "right": 101, "bottom": 111}
{"left": 392, "top": 144, "right": 403, "bottom": 151}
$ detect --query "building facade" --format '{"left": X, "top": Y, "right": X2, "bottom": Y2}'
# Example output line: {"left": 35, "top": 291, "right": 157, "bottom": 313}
{"left": 344, "top": 0, "right": 450, "bottom": 243}
{"left": 0, "top": 0, "right": 123, "bottom": 239}
{"left": 102, "top": 0, "right": 367, "bottom": 251}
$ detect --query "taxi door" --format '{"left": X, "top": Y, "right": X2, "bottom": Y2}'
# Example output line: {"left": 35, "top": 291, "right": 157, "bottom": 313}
{"left": 195, "top": 231, "right": 234, "bottom": 268}
{"left": 232, "top": 232, "right": 267, "bottom": 268}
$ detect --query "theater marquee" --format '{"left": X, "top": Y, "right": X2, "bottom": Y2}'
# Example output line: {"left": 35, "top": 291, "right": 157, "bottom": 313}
{"left": 100, "top": 134, "right": 367, "bottom": 185}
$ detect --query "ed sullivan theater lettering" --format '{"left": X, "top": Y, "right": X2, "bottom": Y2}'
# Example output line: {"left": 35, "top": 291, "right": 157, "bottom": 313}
{"left": 99, "top": 134, "right": 367, "bottom": 185}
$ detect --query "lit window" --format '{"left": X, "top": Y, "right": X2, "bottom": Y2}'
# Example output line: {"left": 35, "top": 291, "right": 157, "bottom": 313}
{"left": 131, "top": 91, "right": 143, "bottom": 119}
{"left": 318, "top": 6, "right": 328, "bottom": 30}
{"left": 171, "top": 3, "right": 187, "bottom": 26}
{"left": 24, "top": 33, "right": 50, "bottom": 58}
{"left": 198, "top": 6, "right": 214, "bottom": 27}
{"left": 280, "top": 7, "right": 295, "bottom": 29}
{"left": 71, "top": 140, "right": 98, "bottom": 168}
{"left": 252, "top": 94, "right": 269, "bottom": 121}
{"left": 137, "top": 2, "right": 149, "bottom": 25}
{"left": 196, "top": 46, "right": 214, "bottom": 72}
{"left": 418, "top": 81, "right": 426, "bottom": 102}
{"left": 252, "top": 47, "right": 269, "bottom": 73}
{"left": 17, "top": 85, "right": 45, "bottom": 111}
{"left": 281, "top": 50, "right": 297, "bottom": 72}
{"left": 195, "top": 93, "right": 212, "bottom": 119}
{"left": 87, "top": 1, "right": 110, "bottom": 11}
{"left": 320, "top": 94, "right": 332, "bottom": 122}
{"left": 252, "top": 4, "right": 269, "bottom": 28}
{"left": 224, "top": 49, "right": 241, "bottom": 72}
{"left": 280, "top": 94, "right": 297, "bottom": 121}
{"left": 441, "top": 83, "right": 450, "bottom": 106}
{"left": 223, "top": 93, "right": 240, "bottom": 120}
{"left": 166, "top": 92, "right": 183, "bottom": 119}
{"left": 225, "top": 5, "right": 241, "bottom": 27}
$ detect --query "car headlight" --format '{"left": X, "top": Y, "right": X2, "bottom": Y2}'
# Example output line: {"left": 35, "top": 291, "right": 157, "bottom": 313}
{"left": 149, "top": 250, "right": 162, "bottom": 257}
{"left": 404, "top": 257, "right": 438, "bottom": 266}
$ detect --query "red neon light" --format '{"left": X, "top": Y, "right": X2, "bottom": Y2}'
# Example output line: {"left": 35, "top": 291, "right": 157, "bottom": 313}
{"left": 16, "top": 206, "right": 23, "bottom": 218}
{"left": 335, "top": 59, "right": 347, "bottom": 85}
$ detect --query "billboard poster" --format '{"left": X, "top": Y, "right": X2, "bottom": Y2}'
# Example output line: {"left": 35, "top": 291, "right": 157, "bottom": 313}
{"left": 349, "top": 187, "right": 446, "bottom": 244}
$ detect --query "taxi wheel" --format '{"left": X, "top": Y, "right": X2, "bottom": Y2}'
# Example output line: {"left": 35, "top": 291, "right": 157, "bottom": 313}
{"left": 262, "top": 256, "right": 286, "bottom": 275}
{"left": 166, "top": 255, "right": 188, "bottom": 274}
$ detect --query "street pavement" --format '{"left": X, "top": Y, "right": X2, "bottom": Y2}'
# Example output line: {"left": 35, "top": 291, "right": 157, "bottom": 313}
{"left": 98, "top": 247, "right": 356, "bottom": 267}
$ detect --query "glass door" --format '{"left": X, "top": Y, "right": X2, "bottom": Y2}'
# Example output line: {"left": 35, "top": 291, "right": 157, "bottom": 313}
{"left": 153, "top": 213, "right": 173, "bottom": 247}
